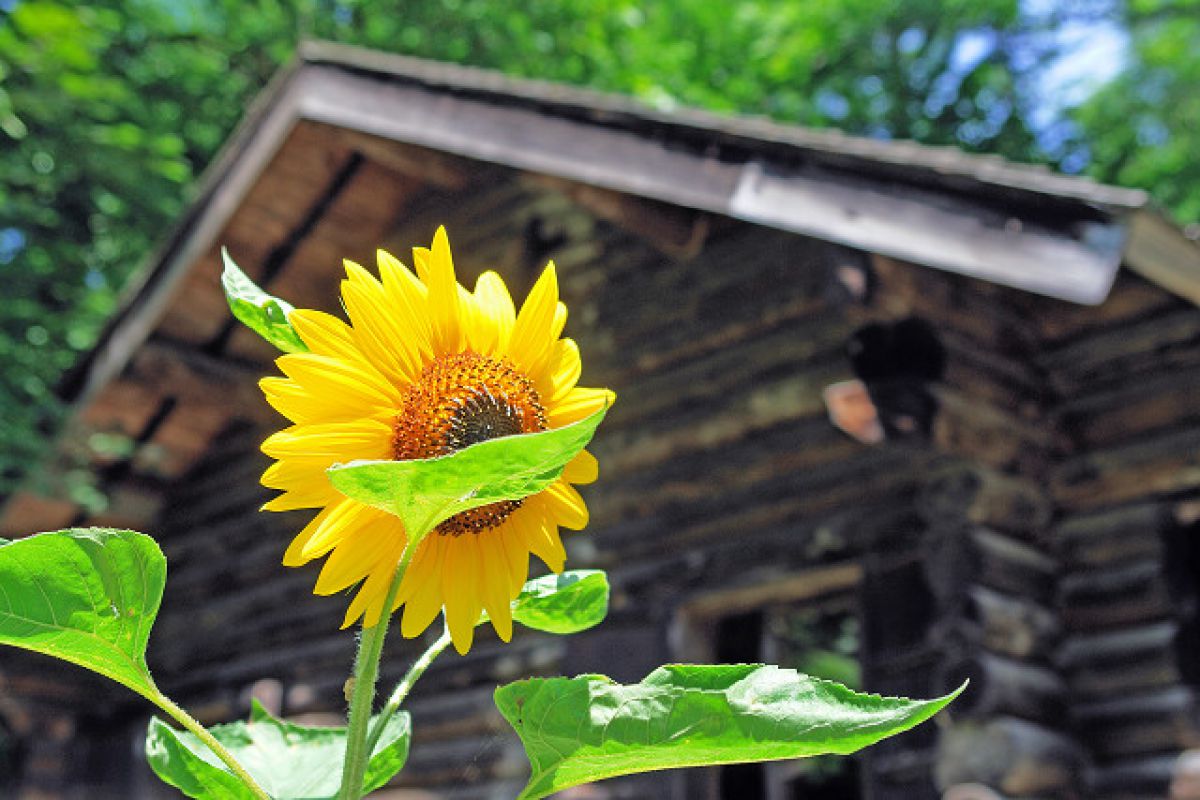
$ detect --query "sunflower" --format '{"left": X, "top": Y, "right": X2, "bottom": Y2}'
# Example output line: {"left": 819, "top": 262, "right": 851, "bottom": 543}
{"left": 258, "top": 227, "right": 612, "bottom": 654}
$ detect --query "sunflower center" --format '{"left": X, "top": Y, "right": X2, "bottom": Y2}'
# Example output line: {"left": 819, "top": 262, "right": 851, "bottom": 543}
{"left": 393, "top": 351, "right": 547, "bottom": 536}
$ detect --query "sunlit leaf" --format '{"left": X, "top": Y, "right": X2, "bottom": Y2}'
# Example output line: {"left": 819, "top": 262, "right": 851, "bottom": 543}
{"left": 496, "top": 664, "right": 964, "bottom": 800}
{"left": 145, "top": 700, "right": 412, "bottom": 800}
{"left": 0, "top": 528, "right": 164, "bottom": 703}
{"left": 221, "top": 248, "right": 308, "bottom": 354}
{"left": 511, "top": 570, "right": 609, "bottom": 634}
{"left": 328, "top": 405, "right": 608, "bottom": 540}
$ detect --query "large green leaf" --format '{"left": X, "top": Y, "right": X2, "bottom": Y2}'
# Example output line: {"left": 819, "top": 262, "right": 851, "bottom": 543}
{"left": 496, "top": 664, "right": 963, "bottom": 800}
{"left": 145, "top": 700, "right": 412, "bottom": 800}
{"left": 511, "top": 570, "right": 609, "bottom": 634}
{"left": 0, "top": 528, "right": 164, "bottom": 703}
{"left": 221, "top": 248, "right": 308, "bottom": 354}
{"left": 328, "top": 405, "right": 608, "bottom": 540}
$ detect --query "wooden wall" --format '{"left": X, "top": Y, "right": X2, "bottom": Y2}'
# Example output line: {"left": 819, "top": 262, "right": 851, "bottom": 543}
{"left": 7, "top": 131, "right": 1200, "bottom": 799}
{"left": 1032, "top": 274, "right": 1200, "bottom": 800}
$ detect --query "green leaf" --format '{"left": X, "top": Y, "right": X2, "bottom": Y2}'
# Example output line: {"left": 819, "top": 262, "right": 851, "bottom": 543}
{"left": 221, "top": 247, "right": 308, "bottom": 354}
{"left": 145, "top": 700, "right": 412, "bottom": 800}
{"left": 511, "top": 570, "right": 609, "bottom": 634}
{"left": 495, "top": 664, "right": 964, "bottom": 800}
{"left": 328, "top": 405, "right": 609, "bottom": 540}
{"left": 0, "top": 528, "right": 164, "bottom": 703}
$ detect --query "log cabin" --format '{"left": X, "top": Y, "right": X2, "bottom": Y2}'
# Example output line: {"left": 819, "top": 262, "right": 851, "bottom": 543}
{"left": 3, "top": 41, "right": 1200, "bottom": 800}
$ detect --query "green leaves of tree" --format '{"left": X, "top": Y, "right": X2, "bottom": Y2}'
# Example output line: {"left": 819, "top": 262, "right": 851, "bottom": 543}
{"left": 328, "top": 406, "right": 608, "bottom": 540}
{"left": 495, "top": 664, "right": 963, "bottom": 800}
{"left": 221, "top": 248, "right": 308, "bottom": 354}
{"left": 146, "top": 701, "right": 412, "bottom": 800}
{"left": 0, "top": 528, "right": 164, "bottom": 703}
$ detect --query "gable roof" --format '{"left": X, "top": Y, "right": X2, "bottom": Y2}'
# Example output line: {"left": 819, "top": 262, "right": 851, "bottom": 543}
{"left": 63, "top": 39, "right": 1200, "bottom": 415}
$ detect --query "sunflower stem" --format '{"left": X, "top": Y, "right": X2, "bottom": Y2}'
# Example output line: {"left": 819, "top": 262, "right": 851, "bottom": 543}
{"left": 337, "top": 543, "right": 415, "bottom": 800}
{"left": 364, "top": 624, "right": 453, "bottom": 757}
{"left": 152, "top": 690, "right": 272, "bottom": 800}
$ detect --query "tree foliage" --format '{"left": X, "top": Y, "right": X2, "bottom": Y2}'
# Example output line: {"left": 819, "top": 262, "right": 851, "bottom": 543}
{"left": 0, "top": 0, "right": 1193, "bottom": 495}
{"left": 1068, "top": 0, "right": 1200, "bottom": 224}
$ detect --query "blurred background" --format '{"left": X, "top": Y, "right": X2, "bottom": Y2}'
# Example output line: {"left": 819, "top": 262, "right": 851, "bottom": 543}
{"left": 3, "top": 3, "right": 1200, "bottom": 799}
{"left": 1, "top": 0, "right": 1197, "bottom": 496}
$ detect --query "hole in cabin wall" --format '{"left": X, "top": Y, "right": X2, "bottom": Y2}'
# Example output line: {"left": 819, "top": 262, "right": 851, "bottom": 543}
{"left": 1164, "top": 508, "right": 1200, "bottom": 687}
{"left": 827, "top": 317, "right": 947, "bottom": 444}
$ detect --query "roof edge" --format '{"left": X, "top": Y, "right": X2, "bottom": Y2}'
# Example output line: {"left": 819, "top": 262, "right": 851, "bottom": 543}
{"left": 297, "top": 40, "right": 1152, "bottom": 212}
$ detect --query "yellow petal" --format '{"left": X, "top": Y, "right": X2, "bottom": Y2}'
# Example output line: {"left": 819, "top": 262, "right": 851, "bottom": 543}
{"left": 289, "top": 308, "right": 361, "bottom": 362}
{"left": 376, "top": 249, "right": 433, "bottom": 359}
{"left": 537, "top": 338, "right": 581, "bottom": 401}
{"left": 283, "top": 504, "right": 337, "bottom": 566}
{"left": 508, "top": 262, "right": 558, "bottom": 373}
{"left": 443, "top": 536, "right": 482, "bottom": 654}
{"left": 547, "top": 387, "right": 615, "bottom": 428}
{"left": 261, "top": 419, "right": 392, "bottom": 461}
{"left": 314, "top": 520, "right": 400, "bottom": 595}
{"left": 494, "top": 522, "right": 530, "bottom": 597}
{"left": 514, "top": 505, "right": 566, "bottom": 572}
{"left": 277, "top": 353, "right": 400, "bottom": 411}
{"left": 415, "top": 226, "right": 463, "bottom": 354}
{"left": 340, "top": 269, "right": 422, "bottom": 384}
{"left": 262, "top": 485, "right": 337, "bottom": 512}
{"left": 529, "top": 526, "right": 567, "bottom": 573}
{"left": 259, "top": 376, "right": 392, "bottom": 426}
{"left": 261, "top": 460, "right": 338, "bottom": 505}
{"left": 562, "top": 450, "right": 599, "bottom": 485}
{"left": 400, "top": 539, "right": 446, "bottom": 638}
{"left": 343, "top": 549, "right": 397, "bottom": 629}
{"left": 480, "top": 537, "right": 513, "bottom": 642}
{"left": 473, "top": 271, "right": 516, "bottom": 356}
{"left": 301, "top": 499, "right": 380, "bottom": 560}
{"left": 550, "top": 300, "right": 568, "bottom": 340}
{"left": 542, "top": 480, "right": 589, "bottom": 530}
{"left": 260, "top": 377, "right": 327, "bottom": 425}
{"left": 400, "top": 575, "right": 444, "bottom": 638}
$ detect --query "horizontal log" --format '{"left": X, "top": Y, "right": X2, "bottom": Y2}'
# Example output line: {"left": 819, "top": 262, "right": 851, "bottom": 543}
{"left": 1086, "top": 721, "right": 1191, "bottom": 762}
{"left": 1040, "top": 306, "right": 1200, "bottom": 396}
{"left": 922, "top": 524, "right": 1057, "bottom": 606}
{"left": 918, "top": 464, "right": 1053, "bottom": 538}
{"left": 931, "top": 387, "right": 1058, "bottom": 472}
{"left": 1055, "top": 502, "right": 1168, "bottom": 570}
{"left": 526, "top": 173, "right": 711, "bottom": 259}
{"left": 1088, "top": 755, "right": 1176, "bottom": 799}
{"left": 406, "top": 686, "right": 509, "bottom": 740}
{"left": 1073, "top": 687, "right": 1195, "bottom": 760}
{"left": 597, "top": 444, "right": 927, "bottom": 562}
{"left": 935, "top": 716, "right": 1083, "bottom": 796}
{"left": 397, "top": 732, "right": 521, "bottom": 787}
{"left": 1031, "top": 271, "right": 1174, "bottom": 345}
{"left": 936, "top": 653, "right": 1067, "bottom": 722}
{"left": 1052, "top": 423, "right": 1200, "bottom": 512}
{"left": 930, "top": 586, "right": 1060, "bottom": 662}
{"left": 1070, "top": 657, "right": 1183, "bottom": 703}
{"left": 941, "top": 785, "right": 1008, "bottom": 800}
{"left": 1059, "top": 559, "right": 1174, "bottom": 631}
{"left": 1058, "top": 621, "right": 1178, "bottom": 670}
{"left": 869, "top": 255, "right": 1037, "bottom": 358}
{"left": 1074, "top": 686, "right": 1193, "bottom": 724}
{"left": 1060, "top": 363, "right": 1200, "bottom": 450}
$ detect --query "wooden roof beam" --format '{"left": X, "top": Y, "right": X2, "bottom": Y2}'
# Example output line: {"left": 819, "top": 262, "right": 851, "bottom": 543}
{"left": 293, "top": 63, "right": 1156, "bottom": 306}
